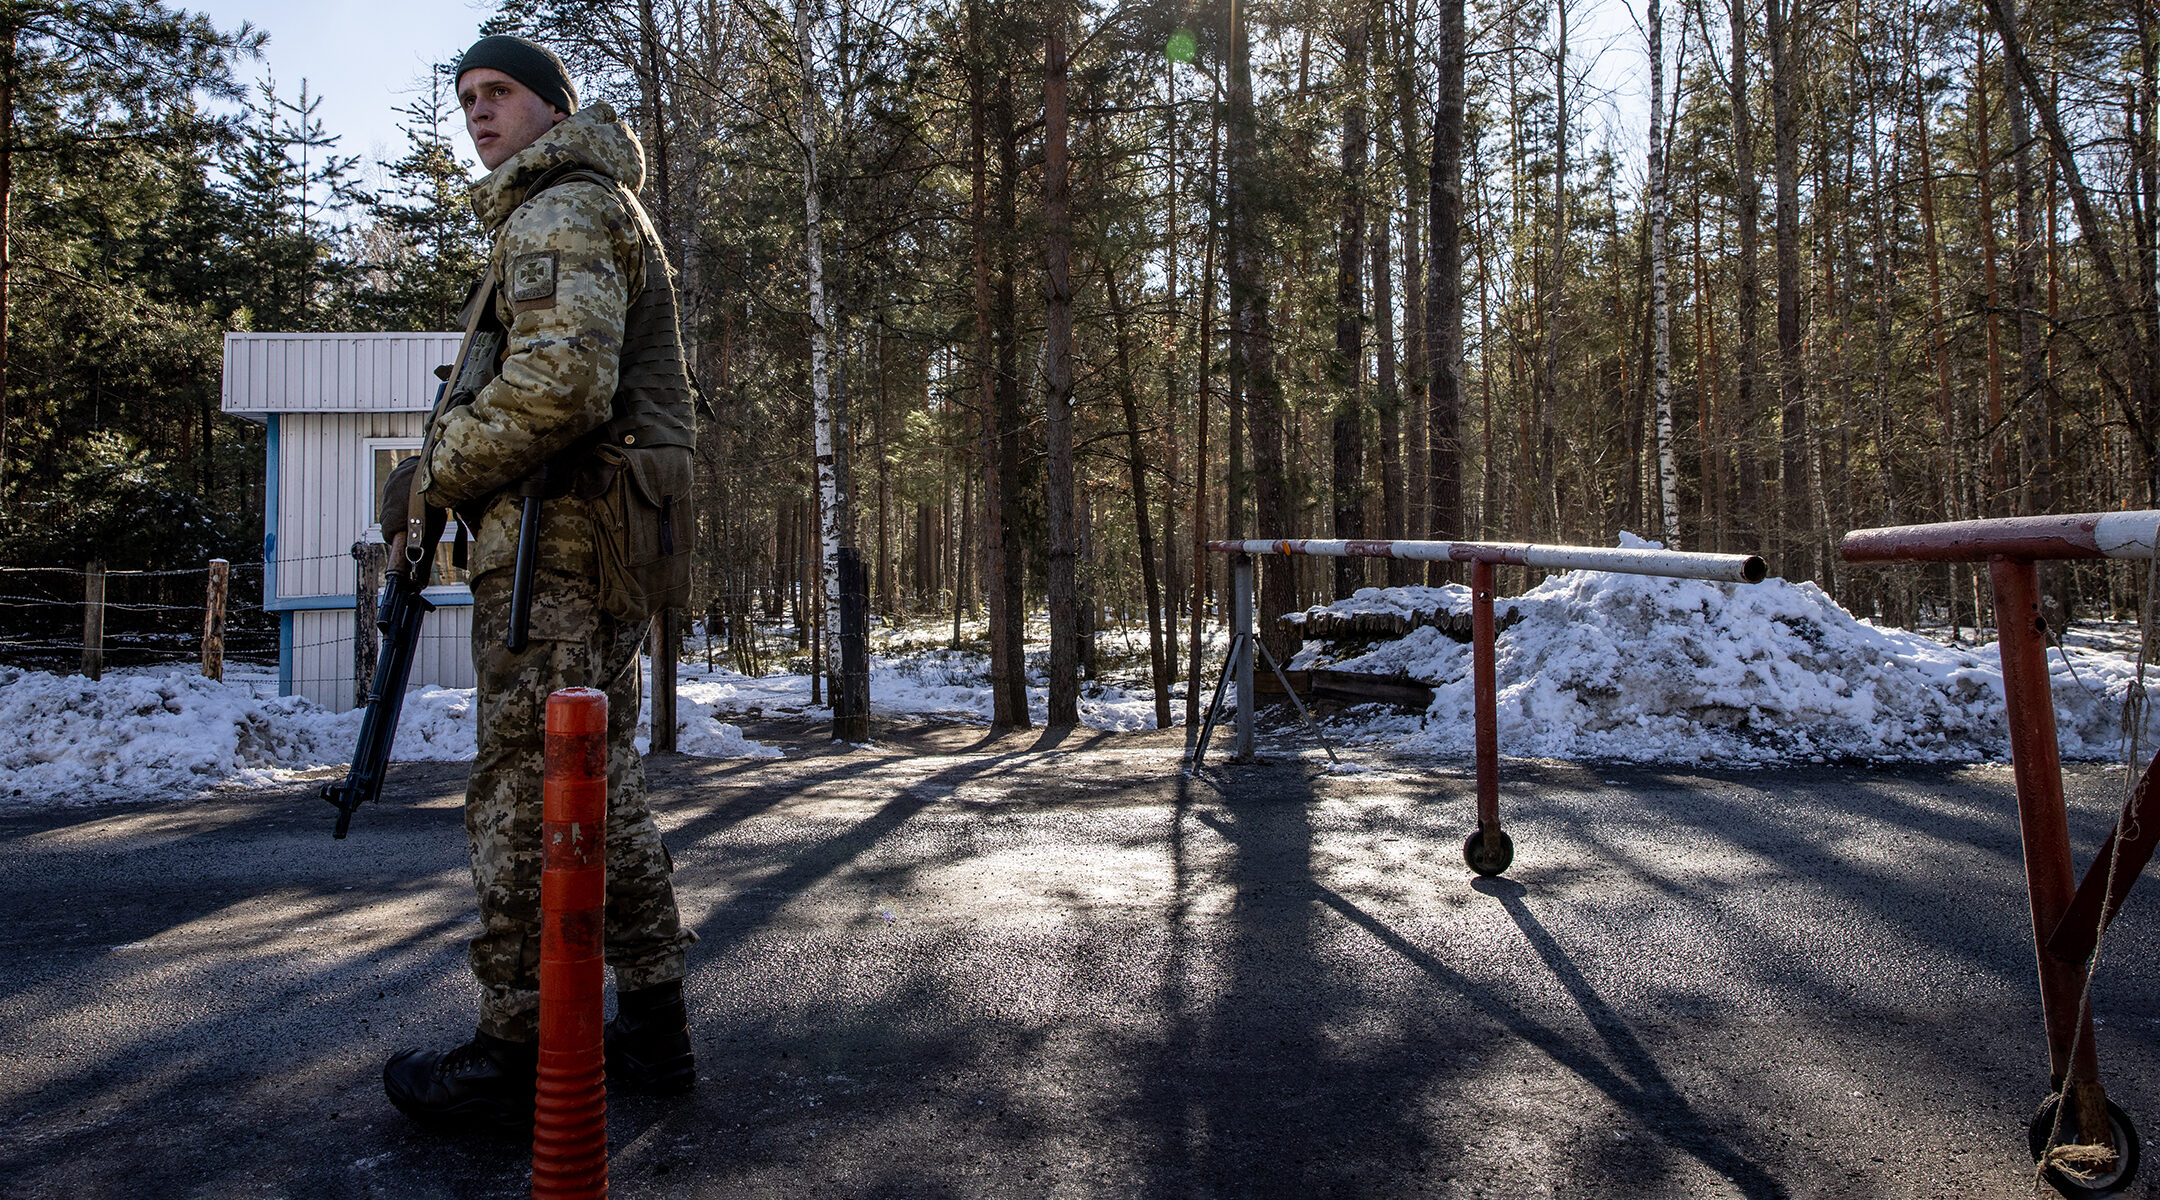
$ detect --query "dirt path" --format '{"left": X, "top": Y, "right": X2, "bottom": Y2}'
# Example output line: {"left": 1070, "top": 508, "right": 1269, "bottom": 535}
{"left": 0, "top": 721, "right": 2153, "bottom": 1198}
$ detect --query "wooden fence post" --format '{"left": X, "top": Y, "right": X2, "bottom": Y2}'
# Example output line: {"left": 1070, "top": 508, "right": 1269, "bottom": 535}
{"left": 354, "top": 541, "right": 387, "bottom": 708}
{"left": 837, "top": 547, "right": 870, "bottom": 743}
{"left": 201, "top": 558, "right": 230, "bottom": 681}
{"left": 81, "top": 561, "right": 105, "bottom": 681}
{"left": 649, "top": 609, "right": 679, "bottom": 754}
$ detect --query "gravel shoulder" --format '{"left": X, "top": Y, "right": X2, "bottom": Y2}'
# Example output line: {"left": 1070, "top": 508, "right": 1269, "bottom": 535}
{"left": 0, "top": 719, "right": 2154, "bottom": 1199}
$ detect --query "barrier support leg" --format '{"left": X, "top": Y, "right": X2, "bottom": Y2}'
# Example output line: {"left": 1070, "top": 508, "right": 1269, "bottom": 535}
{"left": 1988, "top": 557, "right": 2104, "bottom": 1109}
{"left": 1233, "top": 554, "right": 1255, "bottom": 763}
{"left": 1463, "top": 558, "right": 1513, "bottom": 876}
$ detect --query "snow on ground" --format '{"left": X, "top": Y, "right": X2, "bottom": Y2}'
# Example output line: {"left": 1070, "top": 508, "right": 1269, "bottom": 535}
{"left": 8, "top": 537, "right": 2160, "bottom": 804}
{"left": 0, "top": 633, "right": 1161, "bottom": 805}
{"left": 1292, "top": 537, "right": 2160, "bottom": 765}
{"left": 670, "top": 644, "right": 1165, "bottom": 734}
{"left": 0, "top": 663, "right": 778, "bottom": 807}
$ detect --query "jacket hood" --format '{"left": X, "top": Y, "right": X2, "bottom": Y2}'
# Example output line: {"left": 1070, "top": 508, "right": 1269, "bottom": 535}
{"left": 470, "top": 101, "right": 646, "bottom": 233}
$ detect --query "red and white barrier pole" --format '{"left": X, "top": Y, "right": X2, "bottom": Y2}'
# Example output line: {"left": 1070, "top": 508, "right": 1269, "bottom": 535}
{"left": 1204, "top": 535, "right": 1764, "bottom": 875}
{"left": 1205, "top": 537, "right": 1768, "bottom": 583}
{"left": 1844, "top": 510, "right": 2160, "bottom": 1181}
{"left": 533, "top": 688, "right": 608, "bottom": 1199}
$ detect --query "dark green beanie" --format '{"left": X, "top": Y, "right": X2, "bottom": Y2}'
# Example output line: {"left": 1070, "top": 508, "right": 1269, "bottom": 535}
{"left": 455, "top": 35, "right": 577, "bottom": 116}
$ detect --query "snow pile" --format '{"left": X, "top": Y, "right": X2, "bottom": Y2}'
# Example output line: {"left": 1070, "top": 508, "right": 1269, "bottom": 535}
{"left": 1288, "top": 583, "right": 1471, "bottom": 626}
{"left": 0, "top": 664, "right": 776, "bottom": 806}
{"left": 1298, "top": 540, "right": 2160, "bottom": 764}
{"left": 0, "top": 668, "right": 351, "bottom": 800}
{"left": 663, "top": 679, "right": 784, "bottom": 759}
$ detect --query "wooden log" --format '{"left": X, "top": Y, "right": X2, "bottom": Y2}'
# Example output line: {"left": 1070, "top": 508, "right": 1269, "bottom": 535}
{"left": 1253, "top": 668, "right": 1312, "bottom": 697}
{"left": 202, "top": 558, "right": 230, "bottom": 682}
{"left": 81, "top": 561, "right": 105, "bottom": 681}
{"left": 650, "top": 608, "right": 680, "bottom": 753}
{"left": 1309, "top": 668, "right": 1435, "bottom": 710}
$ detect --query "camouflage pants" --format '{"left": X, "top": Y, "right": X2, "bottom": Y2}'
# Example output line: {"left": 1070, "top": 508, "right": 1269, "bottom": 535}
{"left": 464, "top": 492, "right": 693, "bottom": 1043}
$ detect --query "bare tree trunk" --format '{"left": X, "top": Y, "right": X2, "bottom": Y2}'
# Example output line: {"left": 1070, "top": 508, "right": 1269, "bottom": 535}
{"left": 1332, "top": 10, "right": 1370, "bottom": 599}
{"left": 1107, "top": 265, "right": 1171, "bottom": 728}
{"left": 1976, "top": 32, "right": 2008, "bottom": 516}
{"left": 1229, "top": 0, "right": 1295, "bottom": 664}
{"left": 637, "top": 0, "right": 674, "bottom": 245}
{"left": 1188, "top": 56, "right": 1223, "bottom": 736}
{"left": 1044, "top": 0, "right": 1080, "bottom": 728}
{"left": 1161, "top": 69, "right": 1184, "bottom": 641}
{"left": 1913, "top": 20, "right": 1964, "bottom": 632}
{"left": 967, "top": 0, "right": 1021, "bottom": 727}
{"left": 1767, "top": 0, "right": 1807, "bottom": 577}
{"left": 993, "top": 68, "right": 1029, "bottom": 727}
{"left": 2004, "top": 21, "right": 2045, "bottom": 520}
{"left": 1540, "top": 0, "right": 1569, "bottom": 539}
{"left": 1867, "top": 43, "right": 1901, "bottom": 617}
{"left": 875, "top": 317, "right": 893, "bottom": 613}
{"left": 0, "top": 32, "right": 19, "bottom": 503}
{"left": 1984, "top": 0, "right": 2159, "bottom": 499}
{"left": 1393, "top": 11, "right": 1427, "bottom": 558}
{"left": 1728, "top": 0, "right": 1763, "bottom": 550}
{"left": 1428, "top": 0, "right": 1466, "bottom": 574}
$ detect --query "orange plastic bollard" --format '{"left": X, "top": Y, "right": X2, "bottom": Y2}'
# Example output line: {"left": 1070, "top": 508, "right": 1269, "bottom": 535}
{"left": 533, "top": 687, "right": 609, "bottom": 1199}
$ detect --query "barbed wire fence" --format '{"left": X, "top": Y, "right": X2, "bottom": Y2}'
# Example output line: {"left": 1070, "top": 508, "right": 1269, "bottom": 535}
{"left": 0, "top": 559, "right": 277, "bottom": 678}
{"left": 0, "top": 546, "right": 1122, "bottom": 690}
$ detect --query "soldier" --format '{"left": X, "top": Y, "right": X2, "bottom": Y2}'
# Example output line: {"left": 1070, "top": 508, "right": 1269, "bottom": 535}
{"left": 375, "top": 34, "right": 699, "bottom": 1130}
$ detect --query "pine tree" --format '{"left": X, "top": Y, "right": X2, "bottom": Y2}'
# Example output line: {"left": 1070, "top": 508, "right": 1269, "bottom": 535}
{"left": 350, "top": 71, "right": 486, "bottom": 332}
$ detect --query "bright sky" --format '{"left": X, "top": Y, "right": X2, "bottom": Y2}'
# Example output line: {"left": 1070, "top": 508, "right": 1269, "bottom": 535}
{"left": 185, "top": 0, "right": 497, "bottom": 175}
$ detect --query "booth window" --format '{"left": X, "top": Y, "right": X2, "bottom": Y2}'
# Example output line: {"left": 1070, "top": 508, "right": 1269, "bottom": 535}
{"left": 368, "top": 443, "right": 469, "bottom": 587}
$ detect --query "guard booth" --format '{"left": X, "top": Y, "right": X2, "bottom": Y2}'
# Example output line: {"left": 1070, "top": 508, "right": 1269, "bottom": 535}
{"left": 221, "top": 332, "right": 473, "bottom": 711}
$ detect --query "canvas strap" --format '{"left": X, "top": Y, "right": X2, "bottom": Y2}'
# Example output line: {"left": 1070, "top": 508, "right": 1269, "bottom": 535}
{"left": 407, "top": 265, "right": 501, "bottom": 572}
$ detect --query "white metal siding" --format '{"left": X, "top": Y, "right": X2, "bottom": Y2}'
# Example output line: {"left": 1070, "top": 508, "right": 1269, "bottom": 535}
{"left": 223, "top": 332, "right": 460, "bottom": 417}
{"left": 293, "top": 605, "right": 476, "bottom": 713}
{"left": 275, "top": 412, "right": 432, "bottom": 599}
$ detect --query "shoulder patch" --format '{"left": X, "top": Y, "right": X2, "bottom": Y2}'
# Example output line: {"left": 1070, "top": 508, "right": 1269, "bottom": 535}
{"left": 510, "top": 252, "right": 559, "bottom": 305}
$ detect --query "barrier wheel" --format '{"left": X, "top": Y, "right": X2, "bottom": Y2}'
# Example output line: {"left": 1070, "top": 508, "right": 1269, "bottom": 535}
{"left": 1462, "top": 827, "right": 1513, "bottom": 877}
{"left": 2029, "top": 1092, "right": 2140, "bottom": 1196}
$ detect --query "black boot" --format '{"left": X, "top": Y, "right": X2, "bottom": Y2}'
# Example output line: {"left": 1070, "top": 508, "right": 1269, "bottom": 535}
{"left": 382, "top": 1028, "right": 537, "bottom": 1131}
{"left": 606, "top": 980, "right": 695, "bottom": 1095}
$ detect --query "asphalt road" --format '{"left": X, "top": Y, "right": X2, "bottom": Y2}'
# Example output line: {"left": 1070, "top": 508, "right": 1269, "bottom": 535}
{"left": 0, "top": 720, "right": 2155, "bottom": 1199}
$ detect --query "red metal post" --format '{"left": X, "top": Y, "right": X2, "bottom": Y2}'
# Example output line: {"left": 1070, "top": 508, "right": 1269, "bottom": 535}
{"left": 1472, "top": 558, "right": 1499, "bottom": 834}
{"left": 2046, "top": 756, "right": 2160, "bottom": 964}
{"left": 1987, "top": 558, "right": 2101, "bottom": 1092}
{"left": 533, "top": 688, "right": 609, "bottom": 1200}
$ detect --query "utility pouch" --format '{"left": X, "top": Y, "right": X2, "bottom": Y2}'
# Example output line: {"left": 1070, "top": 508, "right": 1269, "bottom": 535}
{"left": 589, "top": 443, "right": 694, "bottom": 621}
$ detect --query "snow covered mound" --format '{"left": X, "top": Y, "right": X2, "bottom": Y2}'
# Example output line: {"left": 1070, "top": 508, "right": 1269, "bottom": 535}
{"left": 1300, "top": 546, "right": 2160, "bottom": 765}
{"left": 0, "top": 665, "right": 777, "bottom": 806}
{"left": 1289, "top": 583, "right": 1472, "bottom": 626}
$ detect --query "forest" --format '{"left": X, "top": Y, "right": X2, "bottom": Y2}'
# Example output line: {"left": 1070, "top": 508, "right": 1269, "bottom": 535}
{"left": 4, "top": 0, "right": 2156, "bottom": 730}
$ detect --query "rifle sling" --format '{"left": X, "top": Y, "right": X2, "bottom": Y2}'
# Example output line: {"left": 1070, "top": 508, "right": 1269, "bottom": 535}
{"left": 409, "top": 265, "right": 501, "bottom": 576}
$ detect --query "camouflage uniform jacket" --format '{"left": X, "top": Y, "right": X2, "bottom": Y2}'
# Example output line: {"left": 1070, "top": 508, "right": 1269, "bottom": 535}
{"left": 418, "top": 101, "right": 651, "bottom": 526}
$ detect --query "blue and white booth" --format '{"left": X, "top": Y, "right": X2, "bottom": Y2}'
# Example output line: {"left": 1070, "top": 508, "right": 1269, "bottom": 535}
{"left": 221, "top": 332, "right": 475, "bottom": 711}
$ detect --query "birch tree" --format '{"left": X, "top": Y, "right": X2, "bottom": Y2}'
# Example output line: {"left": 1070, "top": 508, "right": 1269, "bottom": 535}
{"left": 794, "top": 0, "right": 847, "bottom": 710}
{"left": 1647, "top": 0, "right": 1679, "bottom": 544}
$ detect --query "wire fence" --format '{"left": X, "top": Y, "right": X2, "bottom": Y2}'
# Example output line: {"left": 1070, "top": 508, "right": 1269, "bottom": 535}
{"left": 0, "top": 546, "right": 1196, "bottom": 689}
{"left": 0, "top": 559, "right": 277, "bottom": 676}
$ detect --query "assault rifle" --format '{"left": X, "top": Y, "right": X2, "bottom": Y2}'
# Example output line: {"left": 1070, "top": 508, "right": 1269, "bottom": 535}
{"left": 322, "top": 321, "right": 502, "bottom": 838}
{"left": 321, "top": 524, "right": 439, "bottom": 839}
